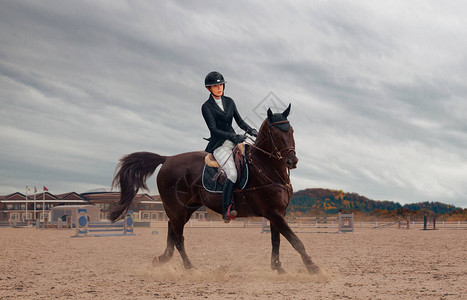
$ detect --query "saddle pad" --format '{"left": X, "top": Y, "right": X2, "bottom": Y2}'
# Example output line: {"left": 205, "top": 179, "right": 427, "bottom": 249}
{"left": 202, "top": 157, "right": 249, "bottom": 193}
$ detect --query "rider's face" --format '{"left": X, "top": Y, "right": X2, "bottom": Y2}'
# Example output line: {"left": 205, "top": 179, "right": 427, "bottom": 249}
{"left": 207, "top": 84, "right": 224, "bottom": 99}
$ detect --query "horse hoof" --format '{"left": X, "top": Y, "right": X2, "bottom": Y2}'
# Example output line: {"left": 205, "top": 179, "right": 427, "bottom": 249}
{"left": 271, "top": 260, "right": 286, "bottom": 274}
{"left": 307, "top": 264, "right": 321, "bottom": 274}
{"left": 152, "top": 257, "right": 160, "bottom": 267}
{"left": 153, "top": 255, "right": 170, "bottom": 267}
{"left": 275, "top": 267, "right": 286, "bottom": 274}
{"left": 230, "top": 210, "right": 238, "bottom": 217}
{"left": 183, "top": 262, "right": 194, "bottom": 269}
{"left": 223, "top": 218, "right": 231, "bottom": 223}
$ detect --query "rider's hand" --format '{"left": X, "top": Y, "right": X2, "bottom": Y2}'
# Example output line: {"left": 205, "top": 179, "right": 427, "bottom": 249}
{"left": 230, "top": 134, "right": 246, "bottom": 144}
{"left": 247, "top": 128, "right": 258, "bottom": 137}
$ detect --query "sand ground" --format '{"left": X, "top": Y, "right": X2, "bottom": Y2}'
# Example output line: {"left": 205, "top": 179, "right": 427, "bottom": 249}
{"left": 0, "top": 225, "right": 466, "bottom": 299}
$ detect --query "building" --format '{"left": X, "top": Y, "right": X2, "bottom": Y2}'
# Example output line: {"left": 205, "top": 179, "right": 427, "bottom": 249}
{"left": 0, "top": 191, "right": 206, "bottom": 223}
{"left": 80, "top": 192, "right": 168, "bottom": 221}
{"left": 0, "top": 192, "right": 89, "bottom": 222}
{"left": 51, "top": 205, "right": 100, "bottom": 224}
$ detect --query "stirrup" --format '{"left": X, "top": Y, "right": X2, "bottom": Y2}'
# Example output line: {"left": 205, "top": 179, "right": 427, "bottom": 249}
{"left": 227, "top": 204, "right": 237, "bottom": 220}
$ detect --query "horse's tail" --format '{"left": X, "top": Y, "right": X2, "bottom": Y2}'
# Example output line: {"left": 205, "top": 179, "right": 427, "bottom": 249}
{"left": 109, "top": 152, "right": 167, "bottom": 222}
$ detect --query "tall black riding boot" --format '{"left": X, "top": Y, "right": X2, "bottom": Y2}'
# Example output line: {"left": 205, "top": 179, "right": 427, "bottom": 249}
{"left": 222, "top": 179, "right": 237, "bottom": 222}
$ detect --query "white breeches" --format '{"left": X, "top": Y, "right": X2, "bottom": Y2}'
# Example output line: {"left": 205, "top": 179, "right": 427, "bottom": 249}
{"left": 213, "top": 140, "right": 237, "bottom": 182}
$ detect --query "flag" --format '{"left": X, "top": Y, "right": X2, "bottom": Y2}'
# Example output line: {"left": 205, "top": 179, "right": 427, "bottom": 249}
{"left": 34, "top": 186, "right": 37, "bottom": 193}
{"left": 26, "top": 186, "right": 31, "bottom": 192}
{"left": 43, "top": 186, "right": 49, "bottom": 192}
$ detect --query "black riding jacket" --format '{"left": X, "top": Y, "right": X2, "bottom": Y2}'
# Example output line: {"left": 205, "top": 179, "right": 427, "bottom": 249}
{"left": 202, "top": 95, "right": 252, "bottom": 153}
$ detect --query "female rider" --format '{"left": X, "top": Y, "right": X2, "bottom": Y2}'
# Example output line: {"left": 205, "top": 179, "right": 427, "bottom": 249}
{"left": 201, "top": 71, "right": 258, "bottom": 222}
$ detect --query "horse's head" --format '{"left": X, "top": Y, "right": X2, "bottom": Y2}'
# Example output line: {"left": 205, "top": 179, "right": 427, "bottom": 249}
{"left": 258, "top": 103, "right": 298, "bottom": 169}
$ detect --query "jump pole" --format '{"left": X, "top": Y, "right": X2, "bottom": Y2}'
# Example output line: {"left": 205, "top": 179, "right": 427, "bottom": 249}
{"left": 423, "top": 214, "right": 436, "bottom": 230}
{"left": 75, "top": 208, "right": 135, "bottom": 237}
{"left": 282, "top": 213, "right": 354, "bottom": 233}
{"left": 338, "top": 213, "right": 354, "bottom": 233}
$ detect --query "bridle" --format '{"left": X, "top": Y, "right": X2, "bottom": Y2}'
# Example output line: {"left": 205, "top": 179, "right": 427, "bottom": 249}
{"left": 245, "top": 120, "right": 296, "bottom": 161}
{"left": 243, "top": 120, "right": 296, "bottom": 192}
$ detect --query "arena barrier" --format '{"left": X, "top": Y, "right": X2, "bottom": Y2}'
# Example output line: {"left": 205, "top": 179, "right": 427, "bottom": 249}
{"left": 74, "top": 209, "right": 135, "bottom": 237}
{"left": 262, "top": 213, "right": 354, "bottom": 233}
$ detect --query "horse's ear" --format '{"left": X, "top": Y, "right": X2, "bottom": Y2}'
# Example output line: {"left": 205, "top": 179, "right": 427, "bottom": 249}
{"left": 282, "top": 103, "right": 291, "bottom": 118}
{"left": 267, "top": 108, "right": 273, "bottom": 120}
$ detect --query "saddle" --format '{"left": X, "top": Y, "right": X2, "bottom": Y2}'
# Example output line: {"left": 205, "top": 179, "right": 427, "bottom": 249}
{"left": 202, "top": 143, "right": 248, "bottom": 193}
{"left": 204, "top": 143, "right": 245, "bottom": 168}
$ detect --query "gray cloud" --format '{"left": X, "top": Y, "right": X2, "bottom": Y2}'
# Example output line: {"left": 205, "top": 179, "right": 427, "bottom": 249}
{"left": 1, "top": 0, "right": 466, "bottom": 207}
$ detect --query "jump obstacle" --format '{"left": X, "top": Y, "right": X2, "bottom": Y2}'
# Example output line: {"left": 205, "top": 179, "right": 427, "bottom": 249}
{"left": 74, "top": 208, "right": 135, "bottom": 237}
{"left": 423, "top": 214, "right": 436, "bottom": 230}
{"left": 262, "top": 213, "right": 354, "bottom": 233}
{"left": 372, "top": 216, "right": 412, "bottom": 230}
{"left": 398, "top": 216, "right": 410, "bottom": 229}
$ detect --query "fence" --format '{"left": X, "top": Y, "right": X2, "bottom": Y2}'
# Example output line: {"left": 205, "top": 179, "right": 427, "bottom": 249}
{"left": 370, "top": 220, "right": 467, "bottom": 230}
{"left": 145, "top": 219, "right": 467, "bottom": 230}
{"left": 2, "top": 218, "right": 465, "bottom": 230}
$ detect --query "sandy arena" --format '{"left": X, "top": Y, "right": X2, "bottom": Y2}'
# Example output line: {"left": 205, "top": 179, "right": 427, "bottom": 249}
{"left": 0, "top": 225, "right": 466, "bottom": 299}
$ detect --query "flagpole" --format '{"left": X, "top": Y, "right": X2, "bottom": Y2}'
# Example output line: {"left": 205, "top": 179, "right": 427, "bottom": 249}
{"left": 42, "top": 189, "right": 45, "bottom": 221}
{"left": 42, "top": 186, "right": 49, "bottom": 222}
{"left": 34, "top": 187, "right": 37, "bottom": 221}
{"left": 25, "top": 186, "right": 28, "bottom": 222}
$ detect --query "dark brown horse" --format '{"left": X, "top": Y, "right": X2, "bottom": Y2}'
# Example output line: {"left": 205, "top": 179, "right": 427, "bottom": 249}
{"left": 110, "top": 104, "right": 320, "bottom": 274}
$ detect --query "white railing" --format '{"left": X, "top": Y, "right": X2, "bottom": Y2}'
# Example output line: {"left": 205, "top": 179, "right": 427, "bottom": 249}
{"left": 362, "top": 220, "right": 467, "bottom": 229}
{"left": 145, "top": 219, "right": 467, "bottom": 230}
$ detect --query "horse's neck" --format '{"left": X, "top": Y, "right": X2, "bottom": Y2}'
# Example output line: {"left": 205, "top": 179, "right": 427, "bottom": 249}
{"left": 250, "top": 137, "right": 289, "bottom": 183}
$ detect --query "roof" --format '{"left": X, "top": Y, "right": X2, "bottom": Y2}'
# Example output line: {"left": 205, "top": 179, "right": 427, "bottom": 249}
{"left": 29, "top": 192, "right": 58, "bottom": 200}
{"left": 81, "top": 192, "right": 161, "bottom": 203}
{"left": 81, "top": 192, "right": 121, "bottom": 201}
{"left": 56, "top": 192, "right": 87, "bottom": 201}
{"left": 0, "top": 191, "right": 161, "bottom": 204}
{"left": 1, "top": 192, "right": 59, "bottom": 201}
{"left": 0, "top": 192, "right": 89, "bottom": 204}
{"left": 3, "top": 192, "right": 27, "bottom": 200}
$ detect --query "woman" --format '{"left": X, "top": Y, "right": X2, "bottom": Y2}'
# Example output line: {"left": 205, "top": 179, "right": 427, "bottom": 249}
{"left": 201, "top": 71, "right": 258, "bottom": 222}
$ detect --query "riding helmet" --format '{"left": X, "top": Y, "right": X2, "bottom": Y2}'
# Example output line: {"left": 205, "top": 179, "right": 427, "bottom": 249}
{"left": 205, "top": 71, "right": 226, "bottom": 87}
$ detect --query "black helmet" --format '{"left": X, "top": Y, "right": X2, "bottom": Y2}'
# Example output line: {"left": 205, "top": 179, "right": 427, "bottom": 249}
{"left": 205, "top": 71, "right": 226, "bottom": 87}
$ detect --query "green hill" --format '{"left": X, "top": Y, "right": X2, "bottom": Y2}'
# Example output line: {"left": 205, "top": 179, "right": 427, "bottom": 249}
{"left": 288, "top": 188, "right": 459, "bottom": 216}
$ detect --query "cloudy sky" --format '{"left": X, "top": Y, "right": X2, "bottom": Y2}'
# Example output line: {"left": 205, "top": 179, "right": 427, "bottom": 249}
{"left": 1, "top": 1, "right": 466, "bottom": 207}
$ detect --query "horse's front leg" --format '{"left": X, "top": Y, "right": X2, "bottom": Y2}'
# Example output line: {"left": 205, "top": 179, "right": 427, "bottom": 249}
{"left": 270, "top": 223, "right": 286, "bottom": 274}
{"left": 269, "top": 215, "right": 320, "bottom": 274}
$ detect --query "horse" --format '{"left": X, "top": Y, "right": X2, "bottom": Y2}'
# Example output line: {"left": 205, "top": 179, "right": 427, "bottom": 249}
{"left": 109, "top": 104, "right": 320, "bottom": 274}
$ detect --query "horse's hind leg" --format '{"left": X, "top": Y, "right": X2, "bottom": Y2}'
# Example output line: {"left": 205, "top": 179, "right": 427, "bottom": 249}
{"left": 270, "top": 224, "right": 286, "bottom": 274}
{"left": 153, "top": 221, "right": 175, "bottom": 266}
{"left": 170, "top": 216, "right": 194, "bottom": 269}
{"left": 156, "top": 165, "right": 202, "bottom": 269}
{"left": 152, "top": 219, "right": 194, "bottom": 269}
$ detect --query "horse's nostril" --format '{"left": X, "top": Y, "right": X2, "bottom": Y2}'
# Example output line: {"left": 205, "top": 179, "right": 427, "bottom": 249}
{"left": 285, "top": 158, "right": 298, "bottom": 169}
